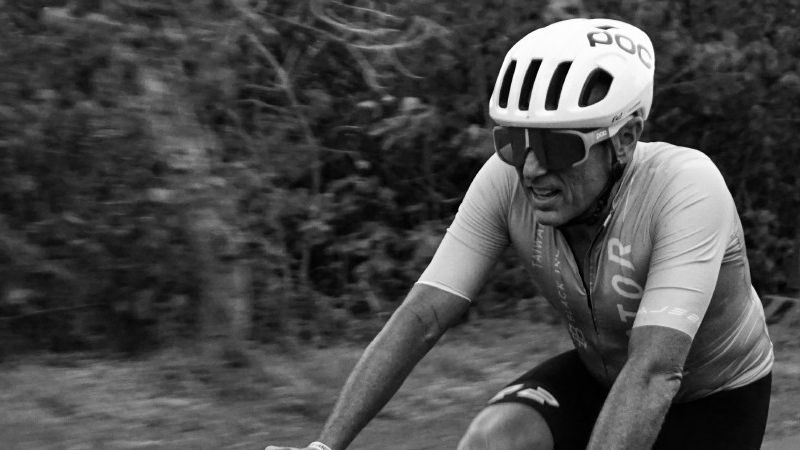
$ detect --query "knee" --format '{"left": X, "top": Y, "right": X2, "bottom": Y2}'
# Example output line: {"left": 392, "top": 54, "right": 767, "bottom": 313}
{"left": 457, "top": 404, "right": 553, "bottom": 450}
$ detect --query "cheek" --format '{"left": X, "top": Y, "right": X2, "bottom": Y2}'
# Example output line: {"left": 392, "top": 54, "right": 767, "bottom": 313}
{"left": 562, "top": 165, "right": 607, "bottom": 201}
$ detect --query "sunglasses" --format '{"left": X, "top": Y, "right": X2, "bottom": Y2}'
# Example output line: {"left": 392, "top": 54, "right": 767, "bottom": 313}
{"left": 492, "top": 125, "right": 615, "bottom": 171}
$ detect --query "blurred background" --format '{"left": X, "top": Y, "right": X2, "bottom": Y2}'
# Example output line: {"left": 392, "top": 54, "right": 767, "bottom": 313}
{"left": 1, "top": 0, "right": 799, "bottom": 449}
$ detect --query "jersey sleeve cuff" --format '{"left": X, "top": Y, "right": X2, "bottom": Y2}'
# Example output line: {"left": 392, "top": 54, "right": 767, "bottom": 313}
{"left": 414, "top": 281, "right": 473, "bottom": 303}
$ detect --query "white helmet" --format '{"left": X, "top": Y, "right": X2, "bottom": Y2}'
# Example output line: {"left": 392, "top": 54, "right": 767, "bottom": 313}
{"left": 489, "top": 18, "right": 655, "bottom": 129}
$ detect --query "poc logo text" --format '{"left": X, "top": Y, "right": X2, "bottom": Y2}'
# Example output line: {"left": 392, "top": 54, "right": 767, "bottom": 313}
{"left": 587, "top": 31, "right": 653, "bottom": 69}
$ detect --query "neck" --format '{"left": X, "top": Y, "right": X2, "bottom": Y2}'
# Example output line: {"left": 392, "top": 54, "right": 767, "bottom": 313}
{"left": 562, "top": 166, "right": 622, "bottom": 227}
{"left": 559, "top": 182, "right": 617, "bottom": 239}
{"left": 557, "top": 177, "right": 621, "bottom": 266}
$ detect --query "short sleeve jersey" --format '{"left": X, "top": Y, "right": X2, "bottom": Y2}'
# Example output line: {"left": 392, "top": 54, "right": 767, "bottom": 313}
{"left": 418, "top": 141, "right": 773, "bottom": 401}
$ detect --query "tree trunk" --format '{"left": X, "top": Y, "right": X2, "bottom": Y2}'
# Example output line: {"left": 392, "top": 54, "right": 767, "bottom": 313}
{"left": 135, "top": 67, "right": 253, "bottom": 363}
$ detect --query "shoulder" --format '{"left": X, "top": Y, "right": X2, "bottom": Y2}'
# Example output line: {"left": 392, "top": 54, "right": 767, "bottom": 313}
{"left": 449, "top": 154, "right": 518, "bottom": 246}
{"left": 471, "top": 153, "right": 518, "bottom": 190}
{"left": 460, "top": 154, "right": 519, "bottom": 211}
{"left": 633, "top": 141, "right": 720, "bottom": 176}
{"left": 631, "top": 142, "right": 730, "bottom": 199}
{"left": 630, "top": 142, "right": 735, "bottom": 232}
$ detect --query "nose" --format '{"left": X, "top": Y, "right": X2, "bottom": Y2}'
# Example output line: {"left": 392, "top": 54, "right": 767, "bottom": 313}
{"left": 521, "top": 149, "right": 548, "bottom": 183}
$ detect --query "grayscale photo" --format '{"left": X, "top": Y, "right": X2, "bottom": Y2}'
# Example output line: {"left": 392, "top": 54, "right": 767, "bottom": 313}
{"left": 1, "top": 1, "right": 798, "bottom": 449}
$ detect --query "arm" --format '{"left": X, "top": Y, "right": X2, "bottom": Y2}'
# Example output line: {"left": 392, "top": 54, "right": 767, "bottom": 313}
{"left": 587, "top": 325, "right": 692, "bottom": 449}
{"left": 268, "top": 156, "right": 512, "bottom": 450}
{"left": 316, "top": 155, "right": 512, "bottom": 448}
{"left": 317, "top": 284, "right": 470, "bottom": 450}
{"left": 587, "top": 153, "right": 737, "bottom": 448}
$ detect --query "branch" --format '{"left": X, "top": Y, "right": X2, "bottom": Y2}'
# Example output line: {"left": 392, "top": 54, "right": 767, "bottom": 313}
{"left": 242, "top": 83, "right": 286, "bottom": 94}
{"left": 326, "top": 6, "right": 403, "bottom": 39}
{"left": 328, "top": 0, "right": 405, "bottom": 25}
{"left": 318, "top": 145, "right": 361, "bottom": 156}
{"left": 227, "top": 0, "right": 280, "bottom": 38}
{"left": 310, "top": 0, "right": 403, "bottom": 38}
{"left": 240, "top": 34, "right": 322, "bottom": 194}
{"left": 386, "top": 48, "right": 423, "bottom": 79}
{"left": 347, "top": 46, "right": 388, "bottom": 93}
{"left": 236, "top": 98, "right": 291, "bottom": 114}
{"left": 264, "top": 11, "right": 349, "bottom": 44}
{"left": 243, "top": 33, "right": 291, "bottom": 89}
{"left": 0, "top": 304, "right": 105, "bottom": 322}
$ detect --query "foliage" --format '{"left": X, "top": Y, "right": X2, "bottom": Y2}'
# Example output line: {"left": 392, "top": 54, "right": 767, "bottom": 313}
{"left": 0, "top": 0, "right": 797, "bottom": 353}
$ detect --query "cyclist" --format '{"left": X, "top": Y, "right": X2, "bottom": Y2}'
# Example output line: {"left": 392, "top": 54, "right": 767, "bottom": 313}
{"left": 266, "top": 18, "right": 773, "bottom": 450}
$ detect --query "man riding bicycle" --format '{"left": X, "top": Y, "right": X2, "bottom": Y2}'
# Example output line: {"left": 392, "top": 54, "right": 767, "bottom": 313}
{"left": 267, "top": 18, "right": 773, "bottom": 450}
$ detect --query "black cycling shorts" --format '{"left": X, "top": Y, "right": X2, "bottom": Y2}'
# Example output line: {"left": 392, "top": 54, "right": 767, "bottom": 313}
{"left": 487, "top": 350, "right": 771, "bottom": 450}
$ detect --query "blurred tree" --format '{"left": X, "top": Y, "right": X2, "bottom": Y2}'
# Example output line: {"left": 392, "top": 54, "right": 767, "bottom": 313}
{"left": 1, "top": 0, "right": 798, "bottom": 354}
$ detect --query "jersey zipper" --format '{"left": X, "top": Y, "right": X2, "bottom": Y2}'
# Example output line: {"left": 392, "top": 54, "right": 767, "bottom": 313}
{"left": 583, "top": 211, "right": 614, "bottom": 380}
{"left": 583, "top": 226, "right": 603, "bottom": 328}
{"left": 556, "top": 211, "right": 615, "bottom": 382}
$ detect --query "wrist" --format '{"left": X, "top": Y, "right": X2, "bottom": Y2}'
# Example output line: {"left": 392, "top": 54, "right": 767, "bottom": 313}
{"left": 308, "top": 442, "right": 333, "bottom": 450}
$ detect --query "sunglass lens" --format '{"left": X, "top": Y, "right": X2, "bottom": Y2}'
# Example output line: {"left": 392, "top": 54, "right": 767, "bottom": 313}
{"left": 540, "top": 132, "right": 587, "bottom": 170}
{"left": 493, "top": 128, "right": 590, "bottom": 170}
{"left": 493, "top": 127, "right": 528, "bottom": 167}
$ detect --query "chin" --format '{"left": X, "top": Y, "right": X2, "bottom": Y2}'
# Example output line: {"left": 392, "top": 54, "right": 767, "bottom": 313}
{"left": 535, "top": 210, "right": 569, "bottom": 227}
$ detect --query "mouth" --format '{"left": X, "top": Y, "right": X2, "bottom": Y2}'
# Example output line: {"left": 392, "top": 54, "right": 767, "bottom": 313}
{"left": 531, "top": 186, "right": 561, "bottom": 201}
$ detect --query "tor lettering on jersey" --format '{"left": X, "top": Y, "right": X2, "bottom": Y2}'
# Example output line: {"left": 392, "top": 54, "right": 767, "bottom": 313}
{"left": 607, "top": 238, "right": 643, "bottom": 325}
{"left": 586, "top": 31, "right": 653, "bottom": 69}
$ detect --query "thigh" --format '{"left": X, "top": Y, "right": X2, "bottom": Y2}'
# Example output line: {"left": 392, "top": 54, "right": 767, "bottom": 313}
{"left": 655, "top": 373, "right": 772, "bottom": 450}
{"left": 459, "top": 403, "right": 554, "bottom": 450}
{"left": 486, "top": 350, "right": 608, "bottom": 450}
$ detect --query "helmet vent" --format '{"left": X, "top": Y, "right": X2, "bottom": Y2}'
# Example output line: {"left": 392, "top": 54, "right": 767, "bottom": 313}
{"left": 518, "top": 59, "right": 542, "bottom": 111}
{"left": 498, "top": 60, "right": 517, "bottom": 108}
{"left": 579, "top": 69, "right": 613, "bottom": 107}
{"left": 545, "top": 61, "right": 572, "bottom": 111}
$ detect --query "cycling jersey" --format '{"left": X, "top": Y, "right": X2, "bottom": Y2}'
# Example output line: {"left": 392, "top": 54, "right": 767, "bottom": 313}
{"left": 417, "top": 141, "right": 774, "bottom": 401}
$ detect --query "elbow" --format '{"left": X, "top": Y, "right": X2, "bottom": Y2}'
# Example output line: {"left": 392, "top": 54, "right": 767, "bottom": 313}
{"left": 631, "top": 359, "right": 685, "bottom": 399}
{"left": 652, "top": 370, "right": 683, "bottom": 405}
{"left": 392, "top": 300, "right": 445, "bottom": 348}
{"left": 625, "top": 326, "right": 693, "bottom": 399}
{"left": 651, "top": 367, "right": 684, "bottom": 395}
{"left": 387, "top": 284, "right": 469, "bottom": 349}
{"left": 412, "top": 303, "right": 446, "bottom": 347}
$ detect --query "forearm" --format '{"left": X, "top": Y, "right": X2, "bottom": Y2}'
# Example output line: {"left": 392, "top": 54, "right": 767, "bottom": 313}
{"left": 587, "top": 365, "right": 681, "bottom": 450}
{"left": 318, "top": 287, "right": 462, "bottom": 449}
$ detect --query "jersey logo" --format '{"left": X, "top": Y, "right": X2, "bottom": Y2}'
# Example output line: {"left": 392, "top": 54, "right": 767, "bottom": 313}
{"left": 637, "top": 306, "right": 701, "bottom": 324}
{"left": 489, "top": 384, "right": 560, "bottom": 407}
{"left": 554, "top": 249, "right": 588, "bottom": 349}
{"left": 531, "top": 228, "right": 545, "bottom": 269}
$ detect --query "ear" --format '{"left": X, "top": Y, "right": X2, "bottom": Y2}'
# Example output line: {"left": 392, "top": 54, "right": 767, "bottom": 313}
{"left": 612, "top": 116, "right": 644, "bottom": 164}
